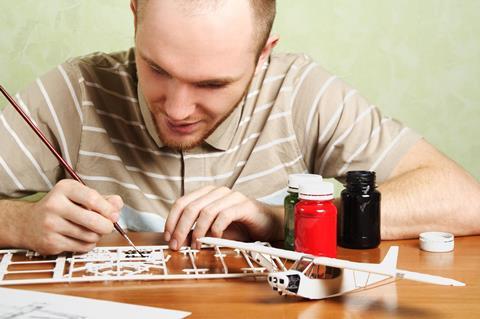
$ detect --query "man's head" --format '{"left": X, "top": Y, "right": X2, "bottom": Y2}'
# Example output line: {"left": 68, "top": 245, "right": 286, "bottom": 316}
{"left": 134, "top": 0, "right": 276, "bottom": 58}
{"left": 131, "top": 0, "right": 277, "bottom": 150}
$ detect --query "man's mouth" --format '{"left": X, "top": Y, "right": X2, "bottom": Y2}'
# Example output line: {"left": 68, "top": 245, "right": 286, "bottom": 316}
{"left": 166, "top": 120, "right": 201, "bottom": 134}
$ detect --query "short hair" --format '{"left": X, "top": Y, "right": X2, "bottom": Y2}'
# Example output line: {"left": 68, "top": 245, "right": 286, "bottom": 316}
{"left": 135, "top": 0, "right": 276, "bottom": 56}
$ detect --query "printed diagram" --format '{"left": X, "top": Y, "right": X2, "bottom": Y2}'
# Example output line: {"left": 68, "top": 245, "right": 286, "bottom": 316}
{"left": 0, "top": 302, "right": 86, "bottom": 319}
{"left": 0, "top": 244, "right": 269, "bottom": 286}
{"left": 0, "top": 287, "right": 190, "bottom": 319}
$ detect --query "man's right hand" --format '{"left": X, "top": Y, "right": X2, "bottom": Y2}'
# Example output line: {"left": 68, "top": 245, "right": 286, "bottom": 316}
{"left": 17, "top": 179, "right": 123, "bottom": 255}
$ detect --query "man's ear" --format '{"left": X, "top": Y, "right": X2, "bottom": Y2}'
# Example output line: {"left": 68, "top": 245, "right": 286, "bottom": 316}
{"left": 130, "top": 0, "right": 138, "bottom": 33}
{"left": 255, "top": 35, "right": 280, "bottom": 74}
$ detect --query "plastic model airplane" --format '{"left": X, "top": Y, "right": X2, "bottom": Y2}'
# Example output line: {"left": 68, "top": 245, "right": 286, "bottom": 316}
{"left": 198, "top": 237, "right": 465, "bottom": 300}
{"left": 0, "top": 238, "right": 465, "bottom": 301}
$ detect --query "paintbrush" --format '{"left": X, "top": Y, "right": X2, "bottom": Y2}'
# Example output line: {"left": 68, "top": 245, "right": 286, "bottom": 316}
{"left": 0, "top": 84, "right": 145, "bottom": 257}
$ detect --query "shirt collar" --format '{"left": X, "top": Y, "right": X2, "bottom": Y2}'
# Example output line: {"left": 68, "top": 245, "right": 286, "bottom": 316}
{"left": 137, "top": 84, "right": 245, "bottom": 151}
{"left": 203, "top": 96, "right": 245, "bottom": 151}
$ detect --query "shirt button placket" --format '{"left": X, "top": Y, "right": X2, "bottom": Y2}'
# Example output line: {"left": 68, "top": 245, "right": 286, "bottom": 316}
{"left": 182, "top": 150, "right": 192, "bottom": 196}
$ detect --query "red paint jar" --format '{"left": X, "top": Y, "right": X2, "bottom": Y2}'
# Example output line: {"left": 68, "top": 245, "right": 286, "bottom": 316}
{"left": 294, "top": 181, "right": 337, "bottom": 257}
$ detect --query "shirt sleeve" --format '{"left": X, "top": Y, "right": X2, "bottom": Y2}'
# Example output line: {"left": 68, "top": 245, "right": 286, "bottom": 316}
{"left": 0, "top": 61, "right": 83, "bottom": 198}
{"left": 291, "top": 58, "right": 422, "bottom": 183}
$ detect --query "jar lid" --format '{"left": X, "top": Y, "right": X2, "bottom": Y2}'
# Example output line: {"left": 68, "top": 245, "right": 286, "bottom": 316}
{"left": 299, "top": 181, "right": 334, "bottom": 200}
{"left": 346, "top": 170, "right": 376, "bottom": 185}
{"left": 419, "top": 232, "right": 454, "bottom": 252}
{"left": 288, "top": 173, "right": 322, "bottom": 192}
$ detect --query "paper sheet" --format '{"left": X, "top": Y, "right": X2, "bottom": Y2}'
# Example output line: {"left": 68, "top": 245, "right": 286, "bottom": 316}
{"left": 0, "top": 287, "right": 190, "bottom": 319}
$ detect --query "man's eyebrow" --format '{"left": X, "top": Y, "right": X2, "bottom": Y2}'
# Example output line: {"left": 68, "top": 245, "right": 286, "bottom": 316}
{"left": 140, "top": 53, "right": 170, "bottom": 75}
{"left": 138, "top": 52, "right": 241, "bottom": 85}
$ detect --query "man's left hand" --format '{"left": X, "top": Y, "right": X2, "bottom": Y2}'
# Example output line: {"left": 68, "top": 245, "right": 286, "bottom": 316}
{"left": 164, "top": 185, "right": 282, "bottom": 250}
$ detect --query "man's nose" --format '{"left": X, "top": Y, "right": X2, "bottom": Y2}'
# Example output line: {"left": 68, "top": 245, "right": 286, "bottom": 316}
{"left": 164, "top": 80, "right": 195, "bottom": 121}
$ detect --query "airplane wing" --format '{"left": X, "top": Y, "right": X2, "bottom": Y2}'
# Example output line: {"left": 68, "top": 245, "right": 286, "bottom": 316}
{"left": 199, "top": 237, "right": 310, "bottom": 260}
{"left": 198, "top": 237, "right": 465, "bottom": 287}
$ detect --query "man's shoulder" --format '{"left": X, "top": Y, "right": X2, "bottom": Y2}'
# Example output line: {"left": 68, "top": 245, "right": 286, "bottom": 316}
{"left": 62, "top": 48, "right": 137, "bottom": 81}
{"left": 67, "top": 48, "right": 135, "bottom": 68}
{"left": 60, "top": 48, "right": 138, "bottom": 109}
{"left": 268, "top": 52, "right": 331, "bottom": 78}
{"left": 269, "top": 52, "right": 313, "bottom": 68}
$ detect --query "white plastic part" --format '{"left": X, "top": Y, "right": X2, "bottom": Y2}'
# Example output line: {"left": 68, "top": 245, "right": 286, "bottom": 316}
{"left": 0, "top": 245, "right": 268, "bottom": 286}
{"left": 419, "top": 232, "right": 454, "bottom": 252}
{"left": 199, "top": 237, "right": 465, "bottom": 300}
{"left": 298, "top": 181, "right": 334, "bottom": 200}
{"left": 396, "top": 269, "right": 463, "bottom": 286}
{"left": 1, "top": 237, "right": 465, "bottom": 299}
{"left": 287, "top": 174, "right": 323, "bottom": 192}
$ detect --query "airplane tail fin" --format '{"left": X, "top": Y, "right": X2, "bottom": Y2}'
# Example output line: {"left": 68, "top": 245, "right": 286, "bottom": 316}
{"left": 380, "top": 246, "right": 398, "bottom": 269}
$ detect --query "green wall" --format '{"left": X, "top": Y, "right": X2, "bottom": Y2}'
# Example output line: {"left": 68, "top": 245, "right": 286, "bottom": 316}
{"left": 1, "top": 0, "right": 479, "bottom": 180}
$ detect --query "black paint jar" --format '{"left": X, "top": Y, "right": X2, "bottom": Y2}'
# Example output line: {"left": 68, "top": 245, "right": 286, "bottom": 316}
{"left": 339, "top": 171, "right": 381, "bottom": 249}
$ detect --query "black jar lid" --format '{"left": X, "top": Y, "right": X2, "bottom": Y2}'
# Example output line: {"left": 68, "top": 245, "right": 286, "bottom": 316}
{"left": 346, "top": 170, "right": 376, "bottom": 185}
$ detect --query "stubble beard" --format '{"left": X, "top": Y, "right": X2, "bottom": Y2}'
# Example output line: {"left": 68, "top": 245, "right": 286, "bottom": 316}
{"left": 155, "top": 79, "right": 253, "bottom": 151}
{"left": 155, "top": 87, "right": 253, "bottom": 152}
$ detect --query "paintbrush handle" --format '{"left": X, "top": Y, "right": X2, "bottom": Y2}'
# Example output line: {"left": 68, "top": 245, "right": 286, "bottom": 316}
{"left": 0, "top": 85, "right": 84, "bottom": 184}
{"left": 0, "top": 84, "right": 133, "bottom": 246}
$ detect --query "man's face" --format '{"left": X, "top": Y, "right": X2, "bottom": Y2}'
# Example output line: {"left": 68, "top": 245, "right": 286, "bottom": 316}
{"left": 135, "top": 0, "right": 258, "bottom": 150}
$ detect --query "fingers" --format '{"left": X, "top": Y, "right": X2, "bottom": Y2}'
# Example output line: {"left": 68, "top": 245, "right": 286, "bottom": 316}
{"left": 222, "top": 223, "right": 251, "bottom": 242}
{"left": 56, "top": 180, "right": 119, "bottom": 220}
{"left": 28, "top": 180, "right": 125, "bottom": 255}
{"left": 60, "top": 196, "right": 115, "bottom": 235}
{"left": 55, "top": 216, "right": 102, "bottom": 244}
{"left": 105, "top": 194, "right": 124, "bottom": 222}
{"left": 209, "top": 204, "right": 243, "bottom": 238}
{"left": 166, "top": 186, "right": 263, "bottom": 251}
{"left": 165, "top": 185, "right": 216, "bottom": 242}
{"left": 61, "top": 236, "right": 97, "bottom": 253}
{"left": 35, "top": 232, "right": 96, "bottom": 255}
{"left": 105, "top": 194, "right": 124, "bottom": 211}
{"left": 205, "top": 201, "right": 261, "bottom": 240}
{"left": 190, "top": 191, "right": 245, "bottom": 248}
{"left": 171, "top": 187, "right": 234, "bottom": 249}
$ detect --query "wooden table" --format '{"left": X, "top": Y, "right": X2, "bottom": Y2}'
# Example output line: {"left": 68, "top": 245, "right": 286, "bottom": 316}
{"left": 11, "top": 233, "right": 480, "bottom": 318}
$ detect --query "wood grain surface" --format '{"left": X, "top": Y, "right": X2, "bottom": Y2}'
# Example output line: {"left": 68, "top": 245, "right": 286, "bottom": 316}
{"left": 10, "top": 232, "right": 479, "bottom": 319}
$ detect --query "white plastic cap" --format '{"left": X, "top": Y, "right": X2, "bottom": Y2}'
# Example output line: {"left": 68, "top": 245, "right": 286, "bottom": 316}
{"left": 299, "top": 181, "right": 334, "bottom": 200}
{"left": 419, "top": 232, "right": 454, "bottom": 252}
{"left": 288, "top": 174, "right": 322, "bottom": 192}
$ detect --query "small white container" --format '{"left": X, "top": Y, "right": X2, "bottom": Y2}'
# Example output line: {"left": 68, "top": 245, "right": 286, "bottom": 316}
{"left": 419, "top": 232, "right": 454, "bottom": 252}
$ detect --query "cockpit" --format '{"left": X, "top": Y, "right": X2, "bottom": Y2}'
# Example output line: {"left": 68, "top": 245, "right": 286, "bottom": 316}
{"left": 268, "top": 271, "right": 301, "bottom": 294}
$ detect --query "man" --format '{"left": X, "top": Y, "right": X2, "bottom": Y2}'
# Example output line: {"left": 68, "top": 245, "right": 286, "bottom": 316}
{"left": 0, "top": 0, "right": 479, "bottom": 255}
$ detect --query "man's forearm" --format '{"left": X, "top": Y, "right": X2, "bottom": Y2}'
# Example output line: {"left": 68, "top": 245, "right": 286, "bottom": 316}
{"left": 379, "top": 164, "right": 480, "bottom": 239}
{"left": 0, "top": 200, "right": 32, "bottom": 248}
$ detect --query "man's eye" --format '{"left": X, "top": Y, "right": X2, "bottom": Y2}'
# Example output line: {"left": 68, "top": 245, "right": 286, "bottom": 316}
{"left": 151, "top": 66, "right": 168, "bottom": 76}
{"left": 197, "top": 83, "right": 227, "bottom": 89}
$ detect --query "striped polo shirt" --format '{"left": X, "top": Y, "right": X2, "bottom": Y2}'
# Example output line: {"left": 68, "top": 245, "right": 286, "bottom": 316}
{"left": 0, "top": 48, "right": 421, "bottom": 231}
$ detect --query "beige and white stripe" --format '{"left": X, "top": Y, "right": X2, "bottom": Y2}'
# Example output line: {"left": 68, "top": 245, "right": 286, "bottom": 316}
{"left": 0, "top": 48, "right": 421, "bottom": 229}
